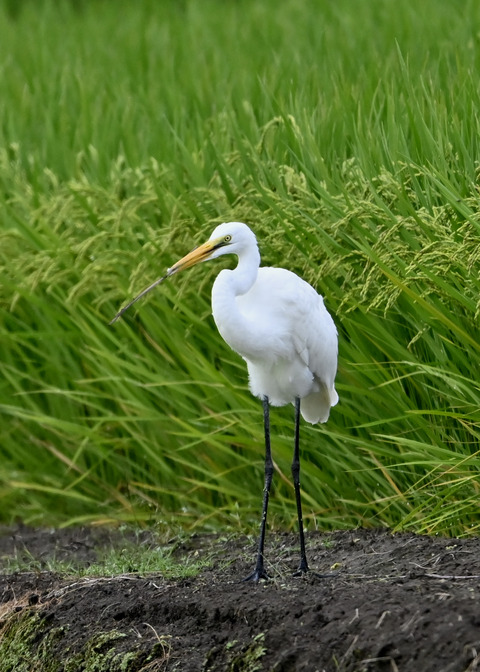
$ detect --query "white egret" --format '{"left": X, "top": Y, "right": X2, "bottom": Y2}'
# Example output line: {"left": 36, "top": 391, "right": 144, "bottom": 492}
{"left": 111, "top": 222, "right": 338, "bottom": 581}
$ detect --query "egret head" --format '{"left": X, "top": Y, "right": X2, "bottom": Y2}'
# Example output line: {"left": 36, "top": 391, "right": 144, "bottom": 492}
{"left": 167, "top": 222, "right": 257, "bottom": 273}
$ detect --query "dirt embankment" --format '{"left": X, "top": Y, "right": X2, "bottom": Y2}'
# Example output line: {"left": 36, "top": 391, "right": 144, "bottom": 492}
{"left": 1, "top": 526, "right": 479, "bottom": 671}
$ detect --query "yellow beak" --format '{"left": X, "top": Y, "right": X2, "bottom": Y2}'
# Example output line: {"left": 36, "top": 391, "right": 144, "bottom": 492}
{"left": 167, "top": 238, "right": 219, "bottom": 276}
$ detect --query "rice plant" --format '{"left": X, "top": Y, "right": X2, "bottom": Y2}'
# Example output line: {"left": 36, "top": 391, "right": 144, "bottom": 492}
{"left": 0, "top": 0, "right": 479, "bottom": 536}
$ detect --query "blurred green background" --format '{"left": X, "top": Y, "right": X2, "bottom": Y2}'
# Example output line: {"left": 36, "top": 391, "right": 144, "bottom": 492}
{"left": 0, "top": 0, "right": 479, "bottom": 535}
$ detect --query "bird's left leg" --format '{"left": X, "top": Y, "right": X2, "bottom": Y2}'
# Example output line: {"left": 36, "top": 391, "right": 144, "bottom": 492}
{"left": 243, "top": 395, "right": 272, "bottom": 582}
{"left": 292, "top": 396, "right": 309, "bottom": 575}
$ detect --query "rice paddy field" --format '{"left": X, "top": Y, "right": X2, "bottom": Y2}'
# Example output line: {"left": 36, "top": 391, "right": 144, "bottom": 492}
{"left": 0, "top": 0, "right": 479, "bottom": 537}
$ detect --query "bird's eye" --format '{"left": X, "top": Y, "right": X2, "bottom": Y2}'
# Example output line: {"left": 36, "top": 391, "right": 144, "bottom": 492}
{"left": 224, "top": 235, "right": 232, "bottom": 243}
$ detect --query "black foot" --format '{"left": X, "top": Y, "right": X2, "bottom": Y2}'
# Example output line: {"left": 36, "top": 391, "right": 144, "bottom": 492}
{"left": 293, "top": 557, "right": 338, "bottom": 579}
{"left": 242, "top": 566, "right": 270, "bottom": 583}
{"left": 292, "top": 557, "right": 309, "bottom": 577}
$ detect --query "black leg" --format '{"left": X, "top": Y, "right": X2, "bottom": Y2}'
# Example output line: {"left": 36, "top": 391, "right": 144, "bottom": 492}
{"left": 243, "top": 395, "right": 273, "bottom": 582}
{"left": 292, "top": 396, "right": 309, "bottom": 575}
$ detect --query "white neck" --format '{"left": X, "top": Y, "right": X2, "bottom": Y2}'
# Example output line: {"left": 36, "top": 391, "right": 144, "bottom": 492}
{"left": 211, "top": 245, "right": 261, "bottom": 358}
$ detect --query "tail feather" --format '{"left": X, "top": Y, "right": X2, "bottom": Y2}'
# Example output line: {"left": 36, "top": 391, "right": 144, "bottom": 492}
{"left": 300, "top": 385, "right": 339, "bottom": 424}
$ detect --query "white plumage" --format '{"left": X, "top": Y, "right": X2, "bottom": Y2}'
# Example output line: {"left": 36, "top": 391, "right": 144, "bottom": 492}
{"left": 206, "top": 223, "right": 338, "bottom": 423}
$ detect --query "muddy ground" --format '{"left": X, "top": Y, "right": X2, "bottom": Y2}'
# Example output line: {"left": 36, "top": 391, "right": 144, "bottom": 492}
{"left": 1, "top": 526, "right": 480, "bottom": 671}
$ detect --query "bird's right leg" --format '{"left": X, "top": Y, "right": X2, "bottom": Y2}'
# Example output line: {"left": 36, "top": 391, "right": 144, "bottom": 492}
{"left": 292, "top": 396, "right": 309, "bottom": 575}
{"left": 243, "top": 395, "right": 273, "bottom": 582}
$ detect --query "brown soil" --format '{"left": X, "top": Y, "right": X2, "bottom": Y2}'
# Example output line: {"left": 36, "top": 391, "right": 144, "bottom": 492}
{"left": 1, "top": 525, "right": 480, "bottom": 671}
